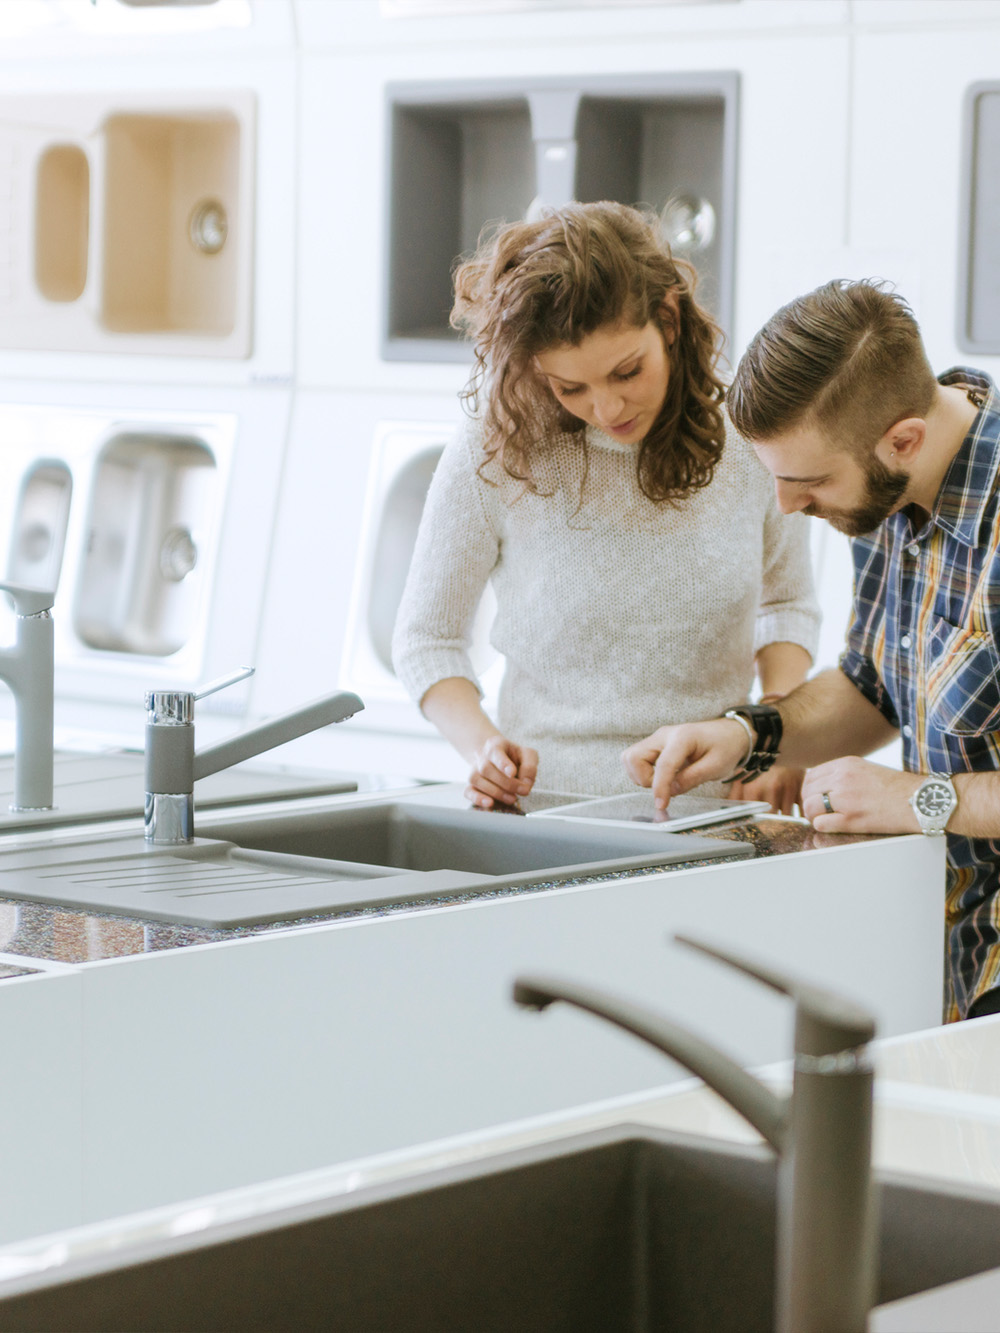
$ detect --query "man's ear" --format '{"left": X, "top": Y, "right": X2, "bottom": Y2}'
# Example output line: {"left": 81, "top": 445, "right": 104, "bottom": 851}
{"left": 877, "top": 416, "right": 926, "bottom": 466}
{"left": 658, "top": 293, "right": 680, "bottom": 346}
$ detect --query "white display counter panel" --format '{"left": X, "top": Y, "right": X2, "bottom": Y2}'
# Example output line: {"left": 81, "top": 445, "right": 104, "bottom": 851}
{"left": 0, "top": 831, "right": 943, "bottom": 1246}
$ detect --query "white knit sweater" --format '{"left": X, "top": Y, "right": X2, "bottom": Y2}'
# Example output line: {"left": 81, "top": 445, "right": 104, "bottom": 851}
{"left": 392, "top": 415, "right": 820, "bottom": 796}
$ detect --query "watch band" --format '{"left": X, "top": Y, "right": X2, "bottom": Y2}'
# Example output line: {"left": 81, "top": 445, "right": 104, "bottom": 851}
{"left": 721, "top": 703, "right": 783, "bottom": 783}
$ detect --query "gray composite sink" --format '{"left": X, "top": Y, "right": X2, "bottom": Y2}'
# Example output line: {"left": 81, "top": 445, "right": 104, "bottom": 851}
{"left": 1, "top": 1126, "right": 999, "bottom": 1331}
{"left": 0, "top": 796, "right": 751, "bottom": 928}
{"left": 197, "top": 798, "right": 750, "bottom": 878}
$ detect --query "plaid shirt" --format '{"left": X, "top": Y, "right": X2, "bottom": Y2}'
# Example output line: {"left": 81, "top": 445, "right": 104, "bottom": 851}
{"left": 841, "top": 367, "right": 1000, "bottom": 1020}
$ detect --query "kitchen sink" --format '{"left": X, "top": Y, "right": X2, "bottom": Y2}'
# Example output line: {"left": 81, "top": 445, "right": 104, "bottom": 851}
{"left": 0, "top": 794, "right": 750, "bottom": 928}
{"left": 197, "top": 797, "right": 749, "bottom": 879}
{"left": 1, "top": 1126, "right": 998, "bottom": 1331}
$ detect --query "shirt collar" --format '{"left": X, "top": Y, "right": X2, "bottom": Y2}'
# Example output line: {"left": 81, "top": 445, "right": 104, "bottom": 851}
{"left": 922, "top": 367, "right": 1000, "bottom": 548}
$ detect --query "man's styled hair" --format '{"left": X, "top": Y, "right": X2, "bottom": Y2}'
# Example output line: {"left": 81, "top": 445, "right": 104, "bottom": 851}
{"left": 727, "top": 280, "right": 938, "bottom": 454}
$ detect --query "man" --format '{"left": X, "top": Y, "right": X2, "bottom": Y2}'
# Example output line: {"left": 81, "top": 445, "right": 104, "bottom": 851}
{"left": 623, "top": 279, "right": 1000, "bottom": 1021}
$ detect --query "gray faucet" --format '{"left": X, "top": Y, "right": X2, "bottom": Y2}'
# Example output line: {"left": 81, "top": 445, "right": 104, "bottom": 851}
{"left": 513, "top": 934, "right": 877, "bottom": 1333}
{"left": 0, "top": 580, "right": 56, "bottom": 812}
{"left": 144, "top": 665, "right": 364, "bottom": 844}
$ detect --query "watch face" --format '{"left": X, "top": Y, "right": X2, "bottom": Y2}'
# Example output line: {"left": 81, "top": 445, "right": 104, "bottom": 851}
{"left": 916, "top": 780, "right": 955, "bottom": 817}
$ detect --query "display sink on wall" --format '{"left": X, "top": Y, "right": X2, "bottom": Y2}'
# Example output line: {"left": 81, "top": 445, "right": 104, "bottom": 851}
{"left": 384, "top": 72, "right": 738, "bottom": 361}
{"left": 0, "top": 406, "right": 234, "bottom": 687}
{"left": 339, "top": 421, "right": 502, "bottom": 713}
{"left": 0, "top": 89, "right": 255, "bottom": 357}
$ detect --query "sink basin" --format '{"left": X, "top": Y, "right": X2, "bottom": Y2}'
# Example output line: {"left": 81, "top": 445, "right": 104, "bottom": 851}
{"left": 1, "top": 1126, "right": 998, "bottom": 1330}
{"left": 197, "top": 798, "right": 749, "bottom": 878}
{"left": 0, "top": 796, "right": 750, "bottom": 928}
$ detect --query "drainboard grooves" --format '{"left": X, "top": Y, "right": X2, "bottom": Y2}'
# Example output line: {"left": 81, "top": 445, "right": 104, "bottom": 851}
{"left": 38, "top": 862, "right": 332, "bottom": 896}
{"left": 176, "top": 877, "right": 338, "bottom": 899}
{"left": 32, "top": 855, "right": 189, "bottom": 877}
{"left": 38, "top": 864, "right": 210, "bottom": 883}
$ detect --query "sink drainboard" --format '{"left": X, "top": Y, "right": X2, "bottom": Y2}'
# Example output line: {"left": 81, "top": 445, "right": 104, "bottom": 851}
{"left": 0, "top": 799, "right": 751, "bottom": 928}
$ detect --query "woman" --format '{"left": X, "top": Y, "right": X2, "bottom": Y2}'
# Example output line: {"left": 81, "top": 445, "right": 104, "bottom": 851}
{"left": 392, "top": 201, "right": 818, "bottom": 810}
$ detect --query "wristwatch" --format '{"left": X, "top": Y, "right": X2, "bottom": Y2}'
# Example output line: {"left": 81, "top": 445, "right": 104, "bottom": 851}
{"left": 909, "top": 773, "right": 958, "bottom": 835}
{"left": 721, "top": 703, "right": 783, "bottom": 783}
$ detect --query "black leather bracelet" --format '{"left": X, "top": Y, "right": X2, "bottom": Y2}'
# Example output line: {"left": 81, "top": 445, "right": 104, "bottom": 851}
{"left": 721, "top": 703, "right": 783, "bottom": 782}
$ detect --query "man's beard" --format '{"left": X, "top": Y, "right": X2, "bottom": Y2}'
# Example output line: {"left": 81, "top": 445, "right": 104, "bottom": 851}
{"left": 806, "top": 454, "right": 910, "bottom": 537}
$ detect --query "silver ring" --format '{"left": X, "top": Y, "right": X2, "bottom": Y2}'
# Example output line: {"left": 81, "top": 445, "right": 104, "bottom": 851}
{"left": 821, "top": 791, "right": 834, "bottom": 815}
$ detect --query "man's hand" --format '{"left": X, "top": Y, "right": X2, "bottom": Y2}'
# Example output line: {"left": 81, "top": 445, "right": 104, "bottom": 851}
{"left": 623, "top": 719, "right": 750, "bottom": 809}
{"left": 800, "top": 757, "right": 921, "bottom": 833}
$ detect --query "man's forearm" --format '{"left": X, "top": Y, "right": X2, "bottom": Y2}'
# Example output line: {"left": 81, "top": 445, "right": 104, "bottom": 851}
{"left": 775, "top": 668, "right": 899, "bottom": 767}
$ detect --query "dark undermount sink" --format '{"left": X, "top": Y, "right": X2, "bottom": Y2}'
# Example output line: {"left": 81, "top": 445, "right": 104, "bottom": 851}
{"left": 2, "top": 1127, "right": 999, "bottom": 1331}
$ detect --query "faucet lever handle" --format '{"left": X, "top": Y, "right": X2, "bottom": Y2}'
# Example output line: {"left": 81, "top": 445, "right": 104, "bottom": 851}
{"left": 0, "top": 580, "right": 55, "bottom": 616}
{"left": 674, "top": 933, "right": 876, "bottom": 1056}
{"left": 193, "top": 665, "right": 255, "bottom": 702}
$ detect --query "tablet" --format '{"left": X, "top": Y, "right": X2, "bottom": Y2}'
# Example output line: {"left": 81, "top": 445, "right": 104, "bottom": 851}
{"left": 527, "top": 790, "right": 770, "bottom": 832}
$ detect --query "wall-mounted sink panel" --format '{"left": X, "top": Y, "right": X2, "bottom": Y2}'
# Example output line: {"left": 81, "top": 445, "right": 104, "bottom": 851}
{"left": 2, "top": 1129, "right": 998, "bottom": 1331}
{"left": 73, "top": 432, "right": 217, "bottom": 657}
{"left": 384, "top": 74, "right": 737, "bottom": 361}
{"left": 0, "top": 90, "right": 255, "bottom": 358}
{"left": 0, "top": 404, "right": 242, "bottom": 697}
{"left": 340, "top": 422, "right": 499, "bottom": 706}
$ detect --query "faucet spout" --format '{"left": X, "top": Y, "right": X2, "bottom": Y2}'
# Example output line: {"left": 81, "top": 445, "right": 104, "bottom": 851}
{"left": 0, "top": 581, "right": 56, "bottom": 812}
{"left": 192, "top": 692, "right": 364, "bottom": 782}
{"left": 512, "top": 977, "right": 787, "bottom": 1151}
{"left": 513, "top": 934, "right": 878, "bottom": 1333}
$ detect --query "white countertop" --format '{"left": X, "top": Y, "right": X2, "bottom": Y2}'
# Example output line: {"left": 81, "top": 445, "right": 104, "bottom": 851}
{"left": 3, "top": 1010, "right": 1000, "bottom": 1330}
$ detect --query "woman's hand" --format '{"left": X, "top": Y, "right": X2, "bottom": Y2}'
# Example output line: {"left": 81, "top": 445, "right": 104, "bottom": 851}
{"left": 465, "top": 735, "right": 539, "bottom": 810}
{"left": 728, "top": 764, "right": 805, "bottom": 816}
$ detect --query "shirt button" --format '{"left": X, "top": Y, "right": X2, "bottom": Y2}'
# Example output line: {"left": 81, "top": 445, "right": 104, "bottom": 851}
{"left": 902, "top": 724, "right": 913, "bottom": 738}
{"left": 901, "top": 634, "right": 912, "bottom": 649}
{"left": 908, "top": 543, "right": 920, "bottom": 557}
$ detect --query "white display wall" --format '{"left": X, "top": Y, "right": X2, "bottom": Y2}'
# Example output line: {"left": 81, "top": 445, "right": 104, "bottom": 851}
{"left": 0, "top": 0, "right": 997, "bottom": 777}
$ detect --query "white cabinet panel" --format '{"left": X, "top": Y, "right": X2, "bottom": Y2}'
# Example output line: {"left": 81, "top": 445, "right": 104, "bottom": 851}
{"left": 0, "top": 972, "right": 84, "bottom": 1246}
{"left": 851, "top": 28, "right": 1000, "bottom": 375}
{"left": 294, "top": 0, "right": 849, "bottom": 50}
{"left": 855, "top": 0, "right": 1000, "bottom": 26}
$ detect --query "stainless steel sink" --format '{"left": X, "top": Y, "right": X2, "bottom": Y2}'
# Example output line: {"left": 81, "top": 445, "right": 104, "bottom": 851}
{"left": 0, "top": 795, "right": 750, "bottom": 928}
{"left": 1, "top": 1126, "right": 998, "bottom": 1331}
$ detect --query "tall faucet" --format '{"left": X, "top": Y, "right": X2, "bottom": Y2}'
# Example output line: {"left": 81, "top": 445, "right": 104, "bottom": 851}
{"left": 513, "top": 934, "right": 877, "bottom": 1333}
{"left": 0, "top": 580, "right": 56, "bottom": 812}
{"left": 144, "top": 665, "right": 364, "bottom": 844}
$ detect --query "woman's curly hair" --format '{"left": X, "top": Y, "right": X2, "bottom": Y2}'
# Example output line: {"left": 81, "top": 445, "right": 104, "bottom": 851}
{"left": 450, "top": 200, "right": 727, "bottom": 503}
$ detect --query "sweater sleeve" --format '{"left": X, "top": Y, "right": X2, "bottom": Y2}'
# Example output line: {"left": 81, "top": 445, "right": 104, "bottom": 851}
{"left": 753, "top": 487, "right": 822, "bottom": 662}
{"left": 391, "top": 423, "right": 501, "bottom": 706}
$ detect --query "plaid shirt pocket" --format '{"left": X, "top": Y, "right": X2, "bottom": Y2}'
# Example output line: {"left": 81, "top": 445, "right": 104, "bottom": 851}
{"left": 926, "top": 618, "right": 1000, "bottom": 736}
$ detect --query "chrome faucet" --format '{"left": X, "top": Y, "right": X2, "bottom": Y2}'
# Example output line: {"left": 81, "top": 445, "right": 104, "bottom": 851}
{"left": 514, "top": 934, "right": 877, "bottom": 1333}
{"left": 0, "top": 580, "right": 56, "bottom": 812}
{"left": 144, "top": 665, "right": 364, "bottom": 844}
